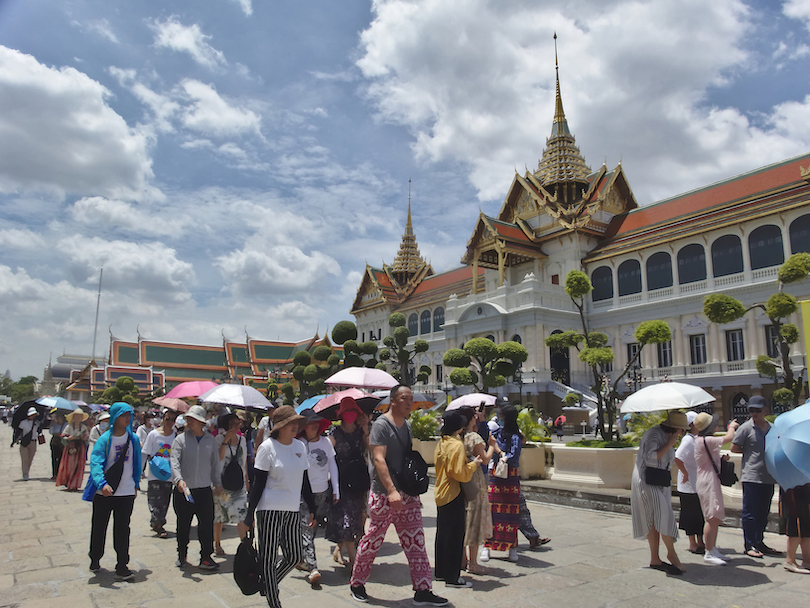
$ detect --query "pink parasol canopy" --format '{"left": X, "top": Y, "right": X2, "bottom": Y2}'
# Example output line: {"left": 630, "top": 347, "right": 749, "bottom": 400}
{"left": 324, "top": 367, "right": 397, "bottom": 390}
{"left": 165, "top": 381, "right": 219, "bottom": 399}
{"left": 152, "top": 396, "right": 191, "bottom": 413}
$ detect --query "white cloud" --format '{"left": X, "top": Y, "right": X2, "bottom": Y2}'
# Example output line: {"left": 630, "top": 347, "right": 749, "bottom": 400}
{"left": 230, "top": 0, "right": 254, "bottom": 17}
{"left": 88, "top": 19, "right": 120, "bottom": 44}
{"left": 0, "top": 46, "right": 155, "bottom": 201}
{"left": 0, "top": 228, "right": 47, "bottom": 250}
{"left": 109, "top": 67, "right": 180, "bottom": 133}
{"left": 70, "top": 196, "right": 188, "bottom": 237}
{"left": 785, "top": 0, "right": 810, "bottom": 29}
{"left": 150, "top": 16, "right": 227, "bottom": 69}
{"left": 180, "top": 79, "right": 262, "bottom": 136}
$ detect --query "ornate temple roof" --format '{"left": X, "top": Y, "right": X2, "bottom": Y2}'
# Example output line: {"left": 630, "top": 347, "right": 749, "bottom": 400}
{"left": 391, "top": 195, "right": 428, "bottom": 285}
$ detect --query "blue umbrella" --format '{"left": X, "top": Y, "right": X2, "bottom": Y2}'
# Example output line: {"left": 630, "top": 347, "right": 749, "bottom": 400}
{"left": 36, "top": 396, "right": 74, "bottom": 412}
{"left": 295, "top": 395, "right": 326, "bottom": 414}
{"left": 765, "top": 401, "right": 810, "bottom": 490}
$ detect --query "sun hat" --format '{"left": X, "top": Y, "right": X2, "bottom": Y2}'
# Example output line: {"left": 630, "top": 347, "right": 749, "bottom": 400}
{"left": 98, "top": 412, "right": 110, "bottom": 422}
{"left": 748, "top": 395, "right": 766, "bottom": 409}
{"left": 185, "top": 405, "right": 207, "bottom": 423}
{"left": 70, "top": 407, "right": 89, "bottom": 422}
{"left": 299, "top": 408, "right": 331, "bottom": 435}
{"left": 337, "top": 396, "right": 362, "bottom": 420}
{"left": 662, "top": 411, "right": 689, "bottom": 430}
{"left": 26, "top": 406, "right": 38, "bottom": 417}
{"left": 694, "top": 412, "right": 719, "bottom": 436}
{"left": 271, "top": 405, "right": 305, "bottom": 431}
{"left": 685, "top": 411, "right": 698, "bottom": 425}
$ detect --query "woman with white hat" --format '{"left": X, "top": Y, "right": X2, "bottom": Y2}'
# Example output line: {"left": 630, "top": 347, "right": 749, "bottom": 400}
{"left": 631, "top": 410, "right": 690, "bottom": 575}
{"left": 56, "top": 408, "right": 90, "bottom": 490}
{"left": 16, "top": 406, "right": 43, "bottom": 481}
{"left": 89, "top": 412, "right": 111, "bottom": 450}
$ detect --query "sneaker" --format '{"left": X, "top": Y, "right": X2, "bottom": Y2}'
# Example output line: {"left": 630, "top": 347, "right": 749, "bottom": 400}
{"left": 350, "top": 584, "right": 369, "bottom": 602}
{"left": 709, "top": 547, "right": 727, "bottom": 560}
{"left": 445, "top": 577, "right": 473, "bottom": 588}
{"left": 22, "top": 475, "right": 29, "bottom": 481}
{"left": 198, "top": 558, "right": 219, "bottom": 571}
{"left": 175, "top": 558, "right": 186, "bottom": 568}
{"left": 114, "top": 568, "right": 134, "bottom": 581}
{"left": 413, "top": 589, "right": 449, "bottom": 606}
{"left": 89, "top": 560, "right": 101, "bottom": 572}
{"left": 479, "top": 547, "right": 490, "bottom": 562}
{"left": 307, "top": 570, "right": 321, "bottom": 585}
{"left": 704, "top": 553, "right": 726, "bottom": 566}
{"left": 508, "top": 548, "right": 519, "bottom": 562}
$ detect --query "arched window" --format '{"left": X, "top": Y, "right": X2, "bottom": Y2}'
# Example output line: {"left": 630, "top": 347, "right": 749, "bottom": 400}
{"left": 591, "top": 266, "right": 613, "bottom": 301}
{"left": 789, "top": 214, "right": 810, "bottom": 254}
{"left": 646, "top": 252, "right": 673, "bottom": 291}
{"left": 485, "top": 335, "right": 495, "bottom": 342}
{"left": 407, "top": 313, "right": 418, "bottom": 336}
{"left": 420, "top": 310, "right": 431, "bottom": 335}
{"left": 433, "top": 307, "right": 445, "bottom": 331}
{"left": 677, "top": 244, "right": 706, "bottom": 284}
{"left": 511, "top": 334, "right": 522, "bottom": 344}
{"left": 749, "top": 225, "right": 784, "bottom": 270}
{"left": 711, "top": 234, "right": 743, "bottom": 277}
{"left": 617, "top": 260, "right": 642, "bottom": 296}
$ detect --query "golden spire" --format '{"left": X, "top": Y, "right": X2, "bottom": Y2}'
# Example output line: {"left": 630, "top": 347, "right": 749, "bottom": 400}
{"left": 391, "top": 180, "right": 426, "bottom": 283}
{"left": 536, "top": 33, "right": 590, "bottom": 188}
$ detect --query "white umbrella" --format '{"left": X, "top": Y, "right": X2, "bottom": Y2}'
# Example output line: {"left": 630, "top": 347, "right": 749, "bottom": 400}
{"left": 325, "top": 367, "right": 398, "bottom": 390}
{"left": 620, "top": 382, "right": 715, "bottom": 413}
{"left": 199, "top": 384, "right": 273, "bottom": 410}
{"left": 446, "top": 393, "right": 498, "bottom": 411}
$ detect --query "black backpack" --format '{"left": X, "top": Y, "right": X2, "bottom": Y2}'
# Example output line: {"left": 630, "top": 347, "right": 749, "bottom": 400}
{"left": 233, "top": 530, "right": 263, "bottom": 595}
{"left": 382, "top": 417, "right": 429, "bottom": 496}
{"left": 221, "top": 445, "right": 244, "bottom": 492}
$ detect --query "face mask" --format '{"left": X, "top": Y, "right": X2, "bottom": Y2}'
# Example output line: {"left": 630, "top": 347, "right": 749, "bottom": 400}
{"left": 342, "top": 411, "right": 357, "bottom": 425}
{"left": 99, "top": 422, "right": 109, "bottom": 431}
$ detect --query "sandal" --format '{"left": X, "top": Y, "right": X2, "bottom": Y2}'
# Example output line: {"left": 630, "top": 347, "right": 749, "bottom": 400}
{"left": 333, "top": 545, "right": 345, "bottom": 565}
{"left": 745, "top": 548, "right": 764, "bottom": 558}
{"left": 157, "top": 529, "right": 169, "bottom": 539}
{"left": 215, "top": 546, "right": 226, "bottom": 556}
{"left": 466, "top": 564, "right": 487, "bottom": 575}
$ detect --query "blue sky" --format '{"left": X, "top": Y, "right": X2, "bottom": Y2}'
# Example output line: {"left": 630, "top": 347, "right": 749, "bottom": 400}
{"left": 1, "top": 0, "right": 810, "bottom": 379}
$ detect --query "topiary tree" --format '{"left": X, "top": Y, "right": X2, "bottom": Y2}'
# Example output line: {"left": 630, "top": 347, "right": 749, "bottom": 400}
{"left": 332, "top": 321, "right": 380, "bottom": 368}
{"left": 703, "top": 252, "right": 810, "bottom": 408}
{"left": 291, "top": 345, "right": 339, "bottom": 400}
{"left": 442, "top": 337, "right": 528, "bottom": 393}
{"left": 378, "top": 313, "right": 430, "bottom": 385}
{"left": 94, "top": 375, "right": 142, "bottom": 407}
{"left": 547, "top": 270, "right": 672, "bottom": 440}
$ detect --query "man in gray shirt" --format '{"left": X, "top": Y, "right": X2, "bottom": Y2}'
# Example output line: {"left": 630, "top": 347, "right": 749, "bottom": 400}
{"left": 170, "top": 405, "right": 223, "bottom": 571}
{"left": 731, "top": 396, "right": 781, "bottom": 557}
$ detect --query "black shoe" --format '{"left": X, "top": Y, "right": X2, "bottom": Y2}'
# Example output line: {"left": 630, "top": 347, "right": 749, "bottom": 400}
{"left": 413, "top": 590, "right": 449, "bottom": 606}
{"left": 445, "top": 577, "right": 473, "bottom": 588}
{"left": 114, "top": 567, "right": 134, "bottom": 581}
{"left": 350, "top": 584, "right": 369, "bottom": 602}
{"left": 89, "top": 560, "right": 101, "bottom": 572}
{"left": 198, "top": 558, "right": 220, "bottom": 571}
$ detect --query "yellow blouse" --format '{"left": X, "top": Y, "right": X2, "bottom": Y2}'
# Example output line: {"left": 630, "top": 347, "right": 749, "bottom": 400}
{"left": 433, "top": 434, "right": 478, "bottom": 507}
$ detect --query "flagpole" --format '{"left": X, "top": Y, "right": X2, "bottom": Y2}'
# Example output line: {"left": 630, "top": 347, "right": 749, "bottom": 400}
{"left": 91, "top": 268, "right": 103, "bottom": 361}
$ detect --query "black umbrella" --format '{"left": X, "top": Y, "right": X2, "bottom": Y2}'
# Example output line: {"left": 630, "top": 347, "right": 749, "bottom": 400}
{"left": 11, "top": 400, "right": 48, "bottom": 430}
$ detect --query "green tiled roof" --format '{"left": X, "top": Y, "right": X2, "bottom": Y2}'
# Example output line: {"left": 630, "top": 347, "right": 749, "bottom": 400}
{"left": 144, "top": 345, "right": 225, "bottom": 367}
{"left": 253, "top": 344, "right": 296, "bottom": 360}
{"left": 118, "top": 346, "right": 140, "bottom": 365}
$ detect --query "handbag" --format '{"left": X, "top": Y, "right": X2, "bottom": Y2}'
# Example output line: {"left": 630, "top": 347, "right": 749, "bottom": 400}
{"left": 37, "top": 434, "right": 46, "bottom": 445}
{"left": 493, "top": 454, "right": 509, "bottom": 479}
{"left": 382, "top": 417, "right": 429, "bottom": 496}
{"left": 221, "top": 445, "right": 245, "bottom": 492}
{"left": 644, "top": 466, "right": 671, "bottom": 487}
{"left": 461, "top": 476, "right": 479, "bottom": 501}
{"left": 703, "top": 437, "right": 738, "bottom": 487}
{"left": 233, "top": 530, "right": 263, "bottom": 595}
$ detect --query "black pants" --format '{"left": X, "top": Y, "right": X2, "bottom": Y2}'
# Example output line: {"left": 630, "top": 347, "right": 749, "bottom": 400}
{"left": 89, "top": 494, "right": 136, "bottom": 569}
{"left": 50, "top": 435, "right": 63, "bottom": 478}
{"left": 435, "top": 491, "right": 466, "bottom": 583}
{"left": 173, "top": 486, "right": 215, "bottom": 561}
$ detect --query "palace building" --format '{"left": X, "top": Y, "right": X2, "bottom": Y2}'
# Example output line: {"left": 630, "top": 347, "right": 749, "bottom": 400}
{"left": 350, "top": 60, "right": 810, "bottom": 424}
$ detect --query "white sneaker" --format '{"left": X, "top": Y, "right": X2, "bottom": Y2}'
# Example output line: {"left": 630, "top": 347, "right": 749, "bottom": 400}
{"left": 479, "top": 548, "right": 490, "bottom": 563}
{"left": 704, "top": 553, "right": 726, "bottom": 566}
{"left": 508, "top": 548, "right": 518, "bottom": 563}
{"left": 710, "top": 548, "right": 727, "bottom": 560}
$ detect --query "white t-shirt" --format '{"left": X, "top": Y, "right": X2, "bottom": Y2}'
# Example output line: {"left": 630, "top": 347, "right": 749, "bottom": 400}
{"left": 675, "top": 433, "right": 698, "bottom": 494}
{"left": 216, "top": 433, "right": 247, "bottom": 476}
{"left": 304, "top": 435, "right": 337, "bottom": 495}
{"left": 254, "top": 437, "right": 309, "bottom": 512}
{"left": 107, "top": 433, "right": 136, "bottom": 496}
{"left": 142, "top": 429, "right": 176, "bottom": 482}
{"left": 136, "top": 425, "right": 149, "bottom": 448}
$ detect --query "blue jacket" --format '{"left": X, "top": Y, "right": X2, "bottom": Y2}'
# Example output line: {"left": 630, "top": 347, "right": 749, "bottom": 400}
{"left": 89, "top": 402, "right": 142, "bottom": 491}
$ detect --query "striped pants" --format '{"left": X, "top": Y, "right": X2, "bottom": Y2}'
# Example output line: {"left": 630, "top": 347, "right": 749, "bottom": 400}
{"left": 257, "top": 510, "right": 302, "bottom": 608}
{"left": 350, "top": 492, "right": 432, "bottom": 591}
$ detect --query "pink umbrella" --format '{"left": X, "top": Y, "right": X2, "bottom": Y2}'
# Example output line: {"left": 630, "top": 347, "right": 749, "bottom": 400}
{"left": 325, "top": 367, "right": 398, "bottom": 390}
{"left": 165, "top": 380, "right": 219, "bottom": 399}
{"left": 313, "top": 388, "right": 381, "bottom": 418}
{"left": 152, "top": 396, "right": 191, "bottom": 413}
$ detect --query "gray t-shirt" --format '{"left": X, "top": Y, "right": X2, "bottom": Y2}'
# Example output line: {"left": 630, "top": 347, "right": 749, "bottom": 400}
{"left": 368, "top": 415, "right": 412, "bottom": 494}
{"left": 732, "top": 418, "right": 775, "bottom": 485}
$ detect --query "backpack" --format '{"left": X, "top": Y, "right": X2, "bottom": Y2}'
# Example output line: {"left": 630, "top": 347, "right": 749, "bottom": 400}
{"left": 382, "top": 417, "right": 429, "bottom": 496}
{"left": 221, "top": 444, "right": 244, "bottom": 492}
{"left": 233, "top": 530, "right": 263, "bottom": 595}
{"left": 339, "top": 456, "right": 371, "bottom": 496}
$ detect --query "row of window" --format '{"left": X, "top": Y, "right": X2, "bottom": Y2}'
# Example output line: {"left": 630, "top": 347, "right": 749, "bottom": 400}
{"left": 407, "top": 308, "right": 445, "bottom": 336}
{"left": 591, "top": 216, "right": 810, "bottom": 301}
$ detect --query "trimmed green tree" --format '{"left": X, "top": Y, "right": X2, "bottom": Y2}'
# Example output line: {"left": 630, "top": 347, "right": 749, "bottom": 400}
{"left": 332, "top": 320, "right": 381, "bottom": 369}
{"left": 703, "top": 252, "right": 810, "bottom": 407}
{"left": 379, "top": 313, "right": 430, "bottom": 385}
{"left": 547, "top": 270, "right": 672, "bottom": 440}
{"left": 442, "top": 337, "right": 528, "bottom": 393}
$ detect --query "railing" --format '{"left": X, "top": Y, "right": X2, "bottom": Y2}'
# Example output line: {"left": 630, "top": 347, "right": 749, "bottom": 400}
{"left": 752, "top": 267, "right": 779, "bottom": 281}
{"left": 688, "top": 365, "right": 707, "bottom": 375}
{"left": 680, "top": 280, "right": 707, "bottom": 293}
{"left": 655, "top": 368, "right": 672, "bottom": 378}
{"left": 648, "top": 287, "right": 673, "bottom": 300}
{"left": 715, "top": 273, "right": 745, "bottom": 287}
{"left": 619, "top": 293, "right": 643, "bottom": 305}
{"left": 726, "top": 361, "right": 745, "bottom": 372}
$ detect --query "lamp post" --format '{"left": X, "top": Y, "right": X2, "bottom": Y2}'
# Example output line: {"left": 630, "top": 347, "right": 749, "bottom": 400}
{"left": 515, "top": 366, "right": 524, "bottom": 406}
{"left": 625, "top": 364, "right": 642, "bottom": 393}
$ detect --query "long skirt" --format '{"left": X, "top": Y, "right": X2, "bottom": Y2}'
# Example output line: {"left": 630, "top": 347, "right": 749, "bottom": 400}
{"left": 484, "top": 466, "right": 520, "bottom": 551}
{"left": 55, "top": 440, "right": 86, "bottom": 490}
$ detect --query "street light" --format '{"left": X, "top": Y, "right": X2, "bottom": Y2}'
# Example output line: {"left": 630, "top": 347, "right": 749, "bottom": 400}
{"left": 515, "top": 366, "right": 524, "bottom": 405}
{"left": 625, "top": 364, "right": 643, "bottom": 393}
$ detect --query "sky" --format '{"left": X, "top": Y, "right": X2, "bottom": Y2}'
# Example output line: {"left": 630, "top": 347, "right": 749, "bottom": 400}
{"left": 1, "top": 0, "right": 810, "bottom": 380}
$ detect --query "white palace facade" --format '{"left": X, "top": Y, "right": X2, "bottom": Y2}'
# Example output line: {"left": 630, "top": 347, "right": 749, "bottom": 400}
{"left": 350, "top": 66, "right": 810, "bottom": 423}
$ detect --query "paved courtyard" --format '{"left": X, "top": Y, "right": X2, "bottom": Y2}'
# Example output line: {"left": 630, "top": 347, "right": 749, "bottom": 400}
{"left": 1, "top": 422, "right": 808, "bottom": 608}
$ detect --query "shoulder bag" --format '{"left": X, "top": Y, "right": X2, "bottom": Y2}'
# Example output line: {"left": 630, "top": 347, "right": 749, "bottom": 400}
{"left": 382, "top": 417, "right": 429, "bottom": 496}
{"left": 703, "top": 437, "right": 738, "bottom": 487}
{"left": 105, "top": 437, "right": 130, "bottom": 492}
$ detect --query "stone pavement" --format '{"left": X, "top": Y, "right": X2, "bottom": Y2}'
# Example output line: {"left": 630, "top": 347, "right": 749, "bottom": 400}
{"left": 1, "top": 422, "right": 808, "bottom": 608}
